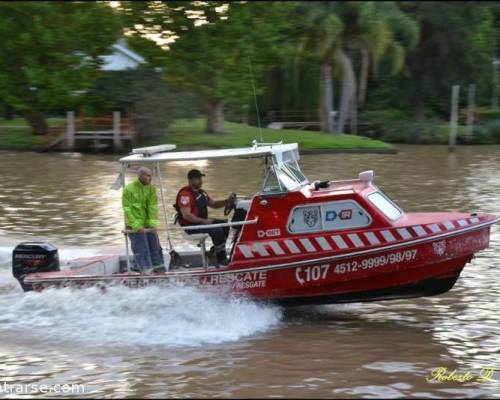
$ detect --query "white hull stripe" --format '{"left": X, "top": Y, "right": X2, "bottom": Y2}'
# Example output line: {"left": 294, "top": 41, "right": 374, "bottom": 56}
{"left": 412, "top": 225, "right": 427, "bottom": 237}
{"left": 397, "top": 228, "right": 412, "bottom": 240}
{"left": 237, "top": 217, "right": 484, "bottom": 258}
{"left": 332, "top": 235, "right": 348, "bottom": 249}
{"left": 253, "top": 242, "right": 270, "bottom": 257}
{"left": 347, "top": 233, "right": 364, "bottom": 247}
{"left": 381, "top": 230, "right": 396, "bottom": 242}
{"left": 427, "top": 223, "right": 441, "bottom": 233}
{"left": 443, "top": 221, "right": 455, "bottom": 230}
{"left": 364, "top": 232, "right": 380, "bottom": 245}
{"left": 238, "top": 244, "right": 254, "bottom": 258}
{"left": 268, "top": 241, "right": 285, "bottom": 255}
{"left": 299, "top": 238, "right": 316, "bottom": 252}
{"left": 315, "top": 236, "right": 332, "bottom": 251}
{"left": 29, "top": 217, "right": 499, "bottom": 284}
{"left": 284, "top": 239, "right": 301, "bottom": 254}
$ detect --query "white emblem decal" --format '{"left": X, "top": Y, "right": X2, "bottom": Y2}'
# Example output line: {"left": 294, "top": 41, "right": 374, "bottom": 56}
{"left": 432, "top": 240, "right": 446, "bottom": 256}
{"left": 180, "top": 195, "right": 190, "bottom": 206}
{"left": 303, "top": 208, "right": 319, "bottom": 228}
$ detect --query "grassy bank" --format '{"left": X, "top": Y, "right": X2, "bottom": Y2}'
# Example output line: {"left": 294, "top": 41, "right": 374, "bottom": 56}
{"left": 138, "top": 118, "right": 395, "bottom": 151}
{"left": 359, "top": 109, "right": 500, "bottom": 144}
{"left": 1, "top": 117, "right": 394, "bottom": 152}
{"left": 0, "top": 118, "right": 65, "bottom": 150}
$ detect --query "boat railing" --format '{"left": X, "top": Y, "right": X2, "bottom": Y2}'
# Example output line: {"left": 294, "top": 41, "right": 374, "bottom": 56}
{"left": 121, "top": 218, "right": 259, "bottom": 234}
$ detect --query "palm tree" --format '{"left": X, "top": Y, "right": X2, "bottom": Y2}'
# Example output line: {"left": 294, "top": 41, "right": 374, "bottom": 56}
{"left": 296, "top": 2, "right": 342, "bottom": 133}
{"left": 334, "top": 2, "right": 419, "bottom": 134}
{"left": 357, "top": 3, "right": 419, "bottom": 107}
{"left": 296, "top": 2, "right": 418, "bottom": 134}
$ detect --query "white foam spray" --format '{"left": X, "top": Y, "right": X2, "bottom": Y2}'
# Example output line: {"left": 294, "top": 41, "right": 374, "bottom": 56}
{"left": 0, "top": 285, "right": 282, "bottom": 347}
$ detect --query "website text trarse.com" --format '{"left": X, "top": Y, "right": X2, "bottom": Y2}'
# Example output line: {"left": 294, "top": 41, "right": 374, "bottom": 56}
{"left": 0, "top": 382, "right": 86, "bottom": 395}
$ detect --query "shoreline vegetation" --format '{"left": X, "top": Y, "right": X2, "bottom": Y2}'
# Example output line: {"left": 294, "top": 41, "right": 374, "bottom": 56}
{"left": 2, "top": 2, "right": 500, "bottom": 157}
{"left": 0, "top": 117, "right": 396, "bottom": 154}
{"left": 2, "top": 113, "right": 500, "bottom": 154}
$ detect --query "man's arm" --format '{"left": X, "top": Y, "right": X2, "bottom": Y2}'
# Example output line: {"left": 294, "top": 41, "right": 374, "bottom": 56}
{"left": 180, "top": 207, "right": 213, "bottom": 225}
{"left": 207, "top": 198, "right": 227, "bottom": 209}
{"left": 146, "top": 186, "right": 159, "bottom": 228}
{"left": 207, "top": 193, "right": 236, "bottom": 209}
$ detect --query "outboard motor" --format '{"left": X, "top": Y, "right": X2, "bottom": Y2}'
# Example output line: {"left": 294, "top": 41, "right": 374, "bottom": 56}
{"left": 12, "top": 242, "right": 59, "bottom": 291}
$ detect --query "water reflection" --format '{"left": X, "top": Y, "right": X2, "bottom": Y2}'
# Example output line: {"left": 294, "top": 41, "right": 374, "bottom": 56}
{"left": 0, "top": 145, "right": 499, "bottom": 398}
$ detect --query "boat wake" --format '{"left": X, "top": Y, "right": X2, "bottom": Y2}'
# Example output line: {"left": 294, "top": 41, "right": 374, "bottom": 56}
{"left": 0, "top": 244, "right": 282, "bottom": 347}
{"left": 0, "top": 284, "right": 282, "bottom": 348}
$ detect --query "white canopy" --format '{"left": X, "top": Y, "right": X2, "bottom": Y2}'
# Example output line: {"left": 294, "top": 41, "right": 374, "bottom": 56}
{"left": 119, "top": 142, "right": 300, "bottom": 164}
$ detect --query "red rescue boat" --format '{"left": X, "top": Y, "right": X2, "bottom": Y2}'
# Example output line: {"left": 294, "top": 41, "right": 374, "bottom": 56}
{"left": 13, "top": 142, "right": 499, "bottom": 306}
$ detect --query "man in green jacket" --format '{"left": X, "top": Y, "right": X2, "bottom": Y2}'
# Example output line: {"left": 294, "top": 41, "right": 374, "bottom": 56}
{"left": 122, "top": 167, "right": 164, "bottom": 272}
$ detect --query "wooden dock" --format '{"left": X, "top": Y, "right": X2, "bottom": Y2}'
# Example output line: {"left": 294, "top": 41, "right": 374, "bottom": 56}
{"left": 44, "top": 111, "right": 134, "bottom": 152}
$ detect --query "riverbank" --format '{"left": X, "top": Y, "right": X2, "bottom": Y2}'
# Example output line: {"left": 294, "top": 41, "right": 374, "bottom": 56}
{"left": 0, "top": 117, "right": 395, "bottom": 153}
{"left": 359, "top": 109, "right": 500, "bottom": 144}
{"left": 0, "top": 118, "right": 64, "bottom": 151}
{"left": 137, "top": 118, "right": 396, "bottom": 152}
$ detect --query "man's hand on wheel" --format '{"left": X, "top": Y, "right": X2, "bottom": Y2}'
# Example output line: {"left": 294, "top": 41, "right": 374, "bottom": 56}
{"left": 205, "top": 218, "right": 215, "bottom": 225}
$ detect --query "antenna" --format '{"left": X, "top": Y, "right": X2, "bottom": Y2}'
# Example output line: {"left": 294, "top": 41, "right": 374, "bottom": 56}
{"left": 248, "top": 56, "right": 263, "bottom": 142}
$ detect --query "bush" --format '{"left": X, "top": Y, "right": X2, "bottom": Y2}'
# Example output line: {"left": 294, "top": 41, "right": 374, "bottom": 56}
{"left": 85, "top": 67, "right": 201, "bottom": 141}
{"left": 479, "top": 120, "right": 500, "bottom": 143}
{"left": 359, "top": 109, "right": 409, "bottom": 124}
{"left": 469, "top": 107, "right": 500, "bottom": 123}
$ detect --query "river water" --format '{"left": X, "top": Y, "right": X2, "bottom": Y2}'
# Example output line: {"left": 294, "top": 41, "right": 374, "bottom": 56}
{"left": 0, "top": 145, "right": 499, "bottom": 398}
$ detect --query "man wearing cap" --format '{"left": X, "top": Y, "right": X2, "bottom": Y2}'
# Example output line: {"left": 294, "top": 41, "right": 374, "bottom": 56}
{"left": 175, "top": 169, "right": 236, "bottom": 266}
{"left": 122, "top": 166, "right": 164, "bottom": 272}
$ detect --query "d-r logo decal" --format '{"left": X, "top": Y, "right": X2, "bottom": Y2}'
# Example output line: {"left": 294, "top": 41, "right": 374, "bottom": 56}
{"left": 339, "top": 209, "right": 352, "bottom": 220}
{"left": 325, "top": 210, "right": 337, "bottom": 221}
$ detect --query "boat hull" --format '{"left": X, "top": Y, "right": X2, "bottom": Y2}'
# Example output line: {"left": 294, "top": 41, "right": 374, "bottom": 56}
{"left": 24, "top": 223, "right": 491, "bottom": 306}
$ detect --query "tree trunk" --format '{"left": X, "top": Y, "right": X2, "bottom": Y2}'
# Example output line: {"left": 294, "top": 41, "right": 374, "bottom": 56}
{"left": 358, "top": 47, "right": 370, "bottom": 106}
{"left": 319, "top": 55, "right": 336, "bottom": 133}
{"left": 206, "top": 100, "right": 225, "bottom": 134}
{"left": 4, "top": 104, "right": 14, "bottom": 120}
{"left": 23, "top": 111, "right": 48, "bottom": 135}
{"left": 413, "top": 74, "right": 425, "bottom": 120}
{"left": 337, "top": 49, "right": 356, "bottom": 134}
{"left": 349, "top": 93, "right": 358, "bottom": 134}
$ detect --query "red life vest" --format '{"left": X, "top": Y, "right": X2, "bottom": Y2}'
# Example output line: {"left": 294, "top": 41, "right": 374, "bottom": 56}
{"left": 174, "top": 186, "right": 209, "bottom": 226}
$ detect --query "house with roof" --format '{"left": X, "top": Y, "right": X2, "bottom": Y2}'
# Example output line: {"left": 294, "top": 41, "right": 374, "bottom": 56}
{"left": 100, "top": 38, "right": 146, "bottom": 71}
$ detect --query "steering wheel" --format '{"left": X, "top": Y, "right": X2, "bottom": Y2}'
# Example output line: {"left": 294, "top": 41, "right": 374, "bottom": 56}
{"left": 224, "top": 193, "right": 237, "bottom": 216}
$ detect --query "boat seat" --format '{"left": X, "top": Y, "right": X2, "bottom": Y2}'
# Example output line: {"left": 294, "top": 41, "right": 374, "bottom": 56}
{"left": 176, "top": 223, "right": 210, "bottom": 269}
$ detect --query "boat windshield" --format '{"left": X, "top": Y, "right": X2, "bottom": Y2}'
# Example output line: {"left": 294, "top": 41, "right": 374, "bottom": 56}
{"left": 284, "top": 160, "right": 308, "bottom": 184}
{"left": 262, "top": 167, "right": 283, "bottom": 194}
{"left": 367, "top": 191, "right": 403, "bottom": 220}
{"left": 261, "top": 159, "right": 309, "bottom": 194}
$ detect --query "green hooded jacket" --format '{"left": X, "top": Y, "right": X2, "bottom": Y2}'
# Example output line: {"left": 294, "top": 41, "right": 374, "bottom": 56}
{"left": 122, "top": 179, "right": 159, "bottom": 231}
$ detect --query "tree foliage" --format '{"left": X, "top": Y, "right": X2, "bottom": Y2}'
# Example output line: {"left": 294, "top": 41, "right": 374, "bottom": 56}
{"left": 123, "top": 1, "right": 295, "bottom": 133}
{"left": 2, "top": 1, "right": 499, "bottom": 141}
{"left": 86, "top": 66, "right": 199, "bottom": 140}
{"left": 0, "top": 1, "right": 122, "bottom": 133}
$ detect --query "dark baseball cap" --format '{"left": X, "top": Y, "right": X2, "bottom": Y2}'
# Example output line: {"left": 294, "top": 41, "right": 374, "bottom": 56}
{"left": 187, "top": 169, "right": 205, "bottom": 179}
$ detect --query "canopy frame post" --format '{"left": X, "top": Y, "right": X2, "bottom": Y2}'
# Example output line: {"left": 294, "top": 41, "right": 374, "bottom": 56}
{"left": 155, "top": 162, "right": 173, "bottom": 271}
{"left": 121, "top": 163, "right": 131, "bottom": 273}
